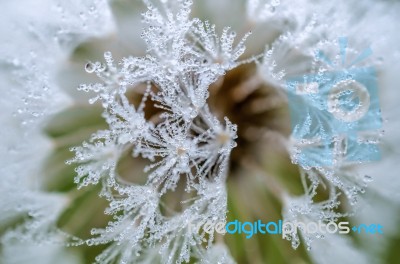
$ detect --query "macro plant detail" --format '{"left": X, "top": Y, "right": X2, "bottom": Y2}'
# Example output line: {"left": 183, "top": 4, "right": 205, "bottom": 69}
{"left": 67, "top": 1, "right": 382, "bottom": 261}
{"left": 68, "top": 1, "right": 247, "bottom": 262}
{"left": 1, "top": 0, "right": 400, "bottom": 264}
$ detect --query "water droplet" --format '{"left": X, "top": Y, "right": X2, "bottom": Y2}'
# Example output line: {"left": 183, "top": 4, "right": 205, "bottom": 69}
{"left": 364, "top": 175, "right": 373, "bottom": 182}
{"left": 104, "top": 51, "right": 112, "bottom": 59}
{"left": 85, "top": 62, "right": 95, "bottom": 73}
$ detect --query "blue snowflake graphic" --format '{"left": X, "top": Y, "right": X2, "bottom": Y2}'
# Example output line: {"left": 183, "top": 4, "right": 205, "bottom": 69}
{"left": 286, "top": 37, "right": 382, "bottom": 168}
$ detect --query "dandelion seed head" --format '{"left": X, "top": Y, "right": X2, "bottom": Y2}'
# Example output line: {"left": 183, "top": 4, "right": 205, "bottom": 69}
{"left": 3, "top": 0, "right": 395, "bottom": 263}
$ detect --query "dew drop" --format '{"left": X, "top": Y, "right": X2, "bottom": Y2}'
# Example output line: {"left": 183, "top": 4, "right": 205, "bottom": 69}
{"left": 103, "top": 51, "right": 111, "bottom": 59}
{"left": 364, "top": 175, "right": 373, "bottom": 182}
{"left": 85, "top": 62, "right": 95, "bottom": 73}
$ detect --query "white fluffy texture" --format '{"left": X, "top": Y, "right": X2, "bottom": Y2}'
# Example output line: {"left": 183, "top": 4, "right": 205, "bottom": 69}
{"left": 199, "top": 243, "right": 236, "bottom": 264}
{"left": 308, "top": 233, "right": 370, "bottom": 264}
{"left": 356, "top": 9, "right": 400, "bottom": 202}
{"left": 350, "top": 1, "right": 400, "bottom": 260}
{"left": 255, "top": 0, "right": 400, "bottom": 263}
{"left": 67, "top": 1, "right": 241, "bottom": 262}
{"left": 0, "top": 0, "right": 115, "bottom": 263}
{"left": 283, "top": 194, "right": 369, "bottom": 264}
{"left": 1, "top": 0, "right": 400, "bottom": 263}
{"left": 1, "top": 240, "right": 82, "bottom": 264}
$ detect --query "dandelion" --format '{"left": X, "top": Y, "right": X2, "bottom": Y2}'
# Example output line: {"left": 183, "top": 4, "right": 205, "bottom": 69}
{"left": 1, "top": 0, "right": 400, "bottom": 264}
